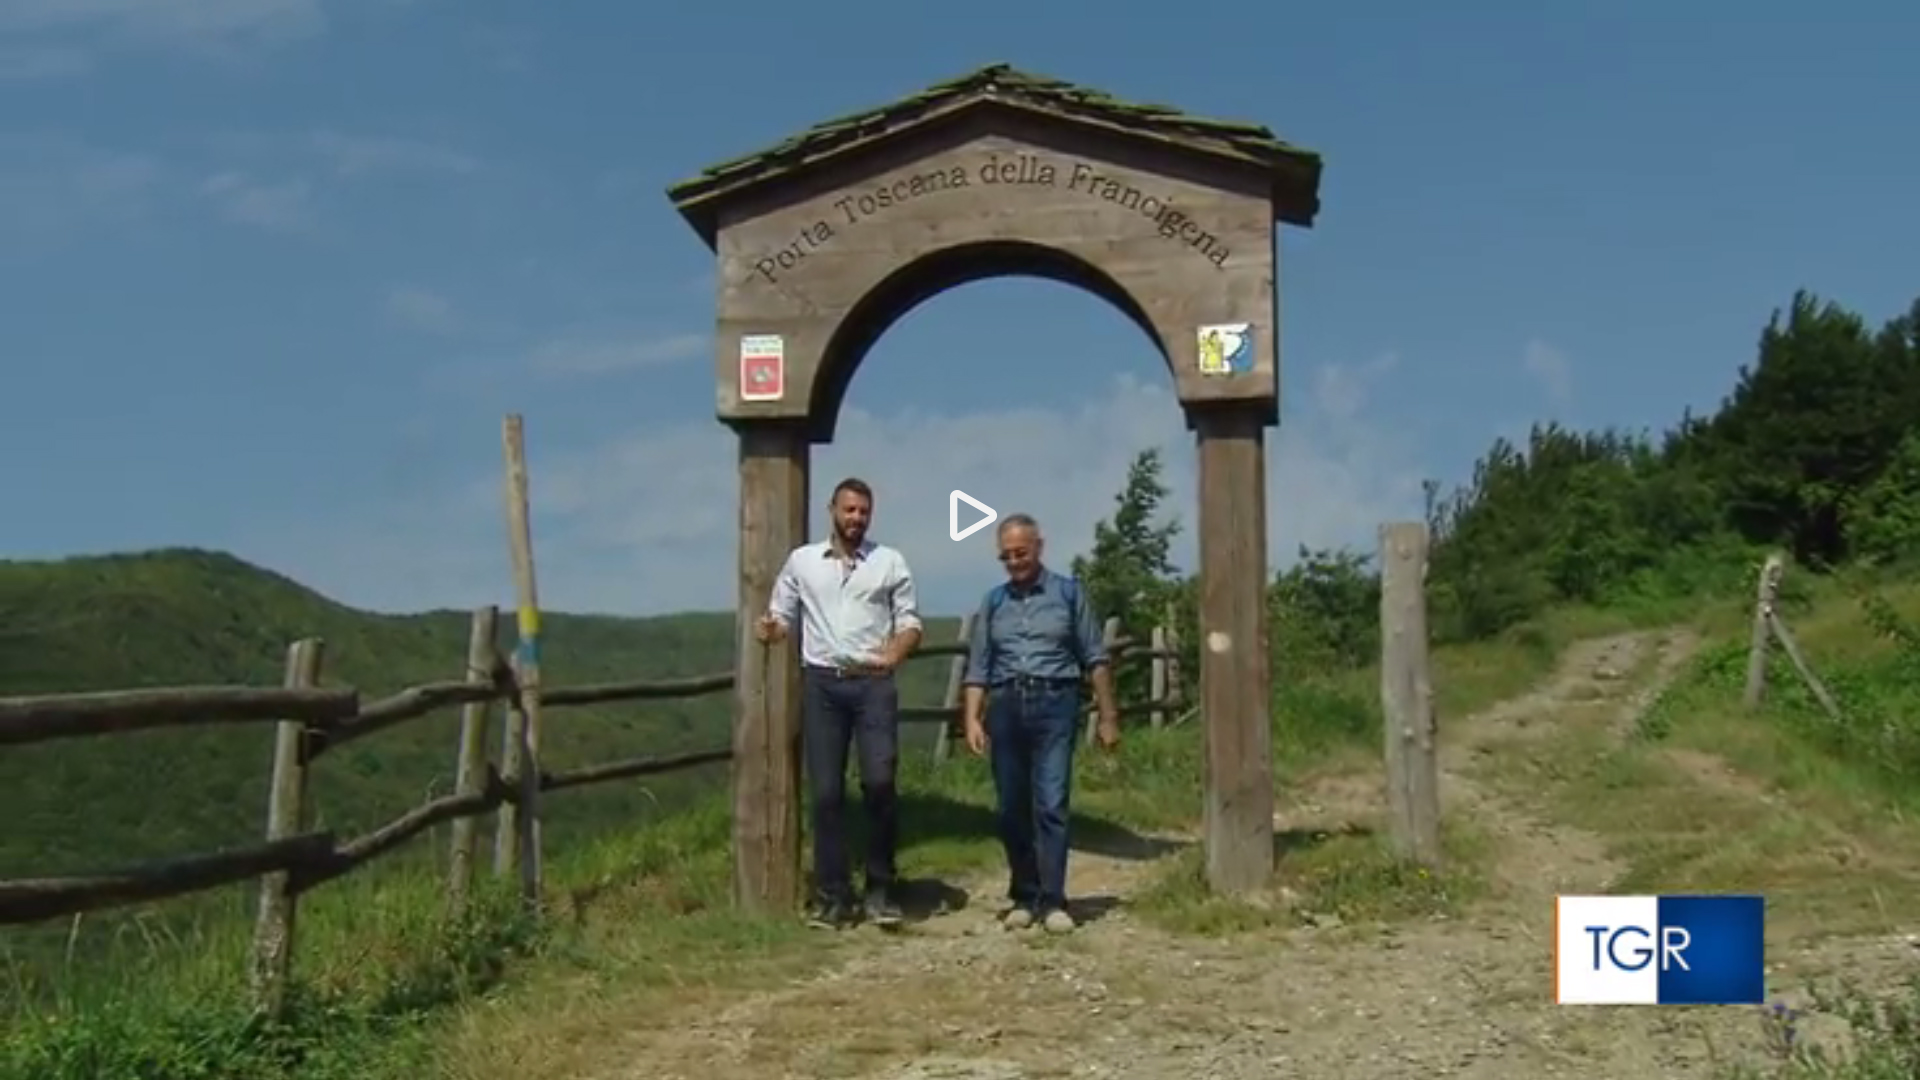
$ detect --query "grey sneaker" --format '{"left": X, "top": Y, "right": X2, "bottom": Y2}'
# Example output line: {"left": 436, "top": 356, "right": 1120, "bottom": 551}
{"left": 864, "top": 887, "right": 903, "bottom": 929}
{"left": 1001, "top": 907, "right": 1034, "bottom": 930}
{"left": 1041, "top": 909, "right": 1076, "bottom": 934}
{"left": 806, "top": 897, "right": 853, "bottom": 930}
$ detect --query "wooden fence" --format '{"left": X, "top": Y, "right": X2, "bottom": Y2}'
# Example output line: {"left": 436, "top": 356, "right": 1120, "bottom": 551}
{"left": 0, "top": 606, "right": 1175, "bottom": 1014}
{"left": 926, "top": 612, "right": 1189, "bottom": 762}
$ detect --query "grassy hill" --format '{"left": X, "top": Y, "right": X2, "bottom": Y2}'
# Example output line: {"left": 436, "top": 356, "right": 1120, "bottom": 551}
{"left": 0, "top": 548, "right": 958, "bottom": 979}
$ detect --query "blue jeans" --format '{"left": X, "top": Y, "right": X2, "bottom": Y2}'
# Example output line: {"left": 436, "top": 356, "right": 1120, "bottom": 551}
{"left": 801, "top": 667, "right": 900, "bottom": 903}
{"left": 986, "top": 678, "right": 1081, "bottom": 913}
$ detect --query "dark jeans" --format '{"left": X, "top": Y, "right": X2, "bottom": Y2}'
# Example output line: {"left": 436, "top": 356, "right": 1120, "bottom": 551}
{"left": 801, "top": 666, "right": 900, "bottom": 903}
{"left": 986, "top": 678, "right": 1081, "bottom": 913}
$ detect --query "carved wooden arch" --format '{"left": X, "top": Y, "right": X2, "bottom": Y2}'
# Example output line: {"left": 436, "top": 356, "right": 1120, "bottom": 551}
{"left": 666, "top": 65, "right": 1322, "bottom": 912}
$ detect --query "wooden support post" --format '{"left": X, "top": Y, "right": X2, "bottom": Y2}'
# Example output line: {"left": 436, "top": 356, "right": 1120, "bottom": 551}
{"left": 498, "top": 414, "right": 545, "bottom": 914}
{"left": 249, "top": 637, "right": 323, "bottom": 1017}
{"left": 1743, "top": 553, "right": 1785, "bottom": 709}
{"left": 932, "top": 613, "right": 973, "bottom": 764}
{"left": 447, "top": 605, "right": 499, "bottom": 912}
{"left": 1379, "top": 522, "right": 1442, "bottom": 867}
{"left": 1192, "top": 404, "right": 1274, "bottom": 894}
{"left": 1765, "top": 609, "right": 1844, "bottom": 721}
{"left": 492, "top": 701, "right": 520, "bottom": 879}
{"left": 732, "top": 421, "right": 809, "bottom": 913}
{"left": 1150, "top": 625, "right": 1168, "bottom": 728}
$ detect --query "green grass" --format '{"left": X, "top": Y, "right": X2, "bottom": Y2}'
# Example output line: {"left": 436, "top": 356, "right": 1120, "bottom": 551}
{"left": 1717, "top": 979, "right": 1920, "bottom": 1080}
{"left": 1402, "top": 562, "right": 1920, "bottom": 1079}
{"left": 1619, "top": 576, "right": 1920, "bottom": 938}
{"left": 22, "top": 545, "right": 1901, "bottom": 1080}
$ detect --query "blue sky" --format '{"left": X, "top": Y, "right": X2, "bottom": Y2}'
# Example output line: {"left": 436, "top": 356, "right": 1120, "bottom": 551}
{"left": 2, "top": 0, "right": 1915, "bottom": 618}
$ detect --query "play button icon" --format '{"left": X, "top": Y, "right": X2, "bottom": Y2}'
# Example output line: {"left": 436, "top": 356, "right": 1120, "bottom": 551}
{"left": 949, "top": 490, "right": 998, "bottom": 542}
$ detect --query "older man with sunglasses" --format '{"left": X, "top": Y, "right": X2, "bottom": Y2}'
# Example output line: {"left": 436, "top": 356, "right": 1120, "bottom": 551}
{"left": 959, "top": 513, "right": 1120, "bottom": 934}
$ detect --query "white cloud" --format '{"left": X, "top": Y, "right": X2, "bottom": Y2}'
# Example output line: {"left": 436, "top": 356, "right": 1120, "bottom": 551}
{"left": 0, "top": 0, "right": 327, "bottom": 52}
{"left": 1522, "top": 338, "right": 1573, "bottom": 405}
{"left": 308, "top": 131, "right": 479, "bottom": 178}
{"left": 257, "top": 363, "right": 1429, "bottom": 618}
{"left": 1312, "top": 350, "right": 1398, "bottom": 420}
{"left": 527, "top": 331, "right": 707, "bottom": 376}
{"left": 385, "top": 285, "right": 460, "bottom": 335}
{"left": 0, "top": 0, "right": 435, "bottom": 73}
{"left": 199, "top": 170, "right": 313, "bottom": 231}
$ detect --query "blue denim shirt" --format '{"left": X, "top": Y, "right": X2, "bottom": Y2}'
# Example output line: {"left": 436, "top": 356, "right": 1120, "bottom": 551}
{"left": 960, "top": 568, "right": 1109, "bottom": 686}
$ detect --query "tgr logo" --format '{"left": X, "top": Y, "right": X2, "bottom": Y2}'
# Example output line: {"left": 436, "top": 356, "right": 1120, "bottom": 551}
{"left": 1555, "top": 894, "right": 1766, "bottom": 1005}
{"left": 1584, "top": 924, "right": 1691, "bottom": 972}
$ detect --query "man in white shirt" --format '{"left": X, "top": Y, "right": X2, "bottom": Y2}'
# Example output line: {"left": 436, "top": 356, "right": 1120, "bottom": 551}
{"left": 755, "top": 477, "right": 923, "bottom": 929}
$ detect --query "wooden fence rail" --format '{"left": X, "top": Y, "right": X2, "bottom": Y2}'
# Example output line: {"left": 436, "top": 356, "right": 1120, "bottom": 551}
{"left": 0, "top": 686, "right": 359, "bottom": 747}
{"left": 0, "top": 608, "right": 1173, "bottom": 1014}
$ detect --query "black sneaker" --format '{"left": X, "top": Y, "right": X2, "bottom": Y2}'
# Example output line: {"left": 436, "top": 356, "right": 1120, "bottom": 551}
{"left": 864, "top": 886, "right": 904, "bottom": 929}
{"left": 805, "top": 897, "right": 853, "bottom": 930}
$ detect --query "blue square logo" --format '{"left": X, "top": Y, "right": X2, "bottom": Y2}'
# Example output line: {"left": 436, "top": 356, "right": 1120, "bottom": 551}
{"left": 1656, "top": 894, "right": 1766, "bottom": 1005}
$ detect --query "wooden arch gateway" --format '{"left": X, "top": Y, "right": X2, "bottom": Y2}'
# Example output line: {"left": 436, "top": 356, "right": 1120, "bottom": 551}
{"left": 665, "top": 64, "right": 1324, "bottom": 911}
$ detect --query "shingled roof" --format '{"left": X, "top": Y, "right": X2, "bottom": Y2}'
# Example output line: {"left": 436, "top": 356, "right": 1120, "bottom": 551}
{"left": 665, "top": 63, "right": 1323, "bottom": 245}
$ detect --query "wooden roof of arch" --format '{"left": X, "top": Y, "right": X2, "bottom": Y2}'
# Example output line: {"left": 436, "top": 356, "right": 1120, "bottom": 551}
{"left": 665, "top": 63, "right": 1323, "bottom": 247}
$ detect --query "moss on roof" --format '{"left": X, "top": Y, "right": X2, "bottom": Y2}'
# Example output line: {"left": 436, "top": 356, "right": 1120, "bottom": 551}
{"left": 666, "top": 63, "right": 1322, "bottom": 238}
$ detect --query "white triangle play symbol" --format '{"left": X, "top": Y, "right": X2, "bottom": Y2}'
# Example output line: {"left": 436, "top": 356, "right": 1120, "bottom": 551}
{"left": 949, "top": 489, "right": 998, "bottom": 542}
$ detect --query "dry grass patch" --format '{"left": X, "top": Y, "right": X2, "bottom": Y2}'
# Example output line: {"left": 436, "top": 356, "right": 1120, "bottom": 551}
{"left": 1128, "top": 821, "right": 1488, "bottom": 937}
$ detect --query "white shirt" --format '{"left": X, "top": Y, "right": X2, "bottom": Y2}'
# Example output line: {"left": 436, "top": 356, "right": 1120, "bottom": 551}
{"left": 766, "top": 539, "right": 922, "bottom": 668}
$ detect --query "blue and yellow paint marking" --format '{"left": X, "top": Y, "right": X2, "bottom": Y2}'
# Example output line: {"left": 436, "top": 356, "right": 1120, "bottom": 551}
{"left": 515, "top": 606, "right": 541, "bottom": 666}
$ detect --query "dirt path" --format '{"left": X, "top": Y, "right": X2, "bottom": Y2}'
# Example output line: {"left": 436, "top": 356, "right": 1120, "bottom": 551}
{"left": 588, "top": 630, "right": 1916, "bottom": 1080}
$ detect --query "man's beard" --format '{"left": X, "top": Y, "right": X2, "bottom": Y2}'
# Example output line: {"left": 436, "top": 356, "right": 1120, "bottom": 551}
{"left": 836, "top": 522, "right": 865, "bottom": 544}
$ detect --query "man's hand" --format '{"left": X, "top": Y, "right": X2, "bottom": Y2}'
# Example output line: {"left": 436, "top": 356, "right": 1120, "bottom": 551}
{"left": 869, "top": 631, "right": 918, "bottom": 674}
{"left": 1094, "top": 703, "right": 1121, "bottom": 751}
{"left": 849, "top": 649, "right": 900, "bottom": 676}
{"left": 754, "top": 615, "right": 786, "bottom": 644}
{"left": 963, "top": 714, "right": 988, "bottom": 756}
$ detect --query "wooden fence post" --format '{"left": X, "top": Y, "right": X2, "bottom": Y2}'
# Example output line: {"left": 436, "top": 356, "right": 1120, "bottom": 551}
{"left": 447, "top": 606, "right": 499, "bottom": 912}
{"left": 1379, "top": 522, "right": 1441, "bottom": 868}
{"left": 1150, "top": 625, "right": 1168, "bottom": 728}
{"left": 497, "top": 414, "right": 545, "bottom": 914}
{"left": 1743, "top": 553, "right": 1785, "bottom": 709}
{"left": 1085, "top": 617, "right": 1121, "bottom": 745}
{"left": 492, "top": 714, "right": 518, "bottom": 878}
{"left": 931, "top": 613, "right": 973, "bottom": 764}
{"left": 249, "top": 637, "right": 324, "bottom": 1016}
{"left": 1164, "top": 605, "right": 1187, "bottom": 721}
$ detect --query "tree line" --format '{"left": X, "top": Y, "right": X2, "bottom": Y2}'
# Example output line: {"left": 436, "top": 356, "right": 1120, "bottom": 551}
{"left": 1070, "top": 289, "right": 1920, "bottom": 688}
